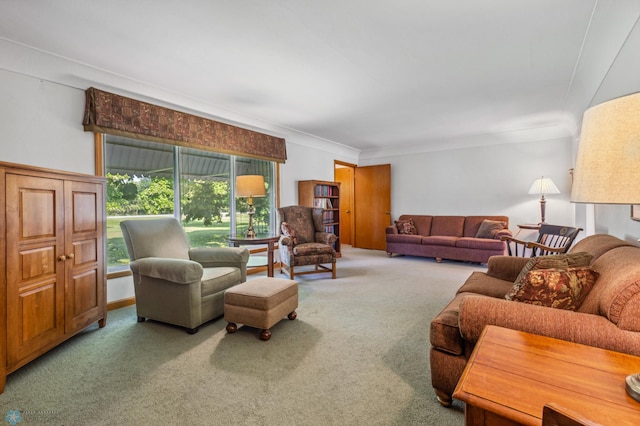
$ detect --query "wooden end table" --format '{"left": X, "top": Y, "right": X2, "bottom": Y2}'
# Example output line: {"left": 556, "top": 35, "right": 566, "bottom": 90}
{"left": 453, "top": 325, "right": 640, "bottom": 425}
{"left": 228, "top": 235, "right": 279, "bottom": 277}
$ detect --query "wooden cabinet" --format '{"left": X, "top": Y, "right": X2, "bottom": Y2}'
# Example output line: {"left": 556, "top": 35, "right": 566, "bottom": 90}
{"left": 298, "top": 180, "right": 341, "bottom": 256}
{"left": 0, "top": 162, "right": 106, "bottom": 394}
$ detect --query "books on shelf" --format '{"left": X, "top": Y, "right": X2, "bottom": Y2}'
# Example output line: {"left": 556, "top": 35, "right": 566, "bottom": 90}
{"left": 313, "top": 198, "right": 333, "bottom": 209}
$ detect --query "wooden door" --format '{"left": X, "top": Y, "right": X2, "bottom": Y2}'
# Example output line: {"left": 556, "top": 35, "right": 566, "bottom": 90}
{"left": 354, "top": 164, "right": 391, "bottom": 250}
{"left": 64, "top": 180, "right": 106, "bottom": 333}
{"left": 335, "top": 166, "right": 353, "bottom": 246}
{"left": 6, "top": 174, "right": 65, "bottom": 368}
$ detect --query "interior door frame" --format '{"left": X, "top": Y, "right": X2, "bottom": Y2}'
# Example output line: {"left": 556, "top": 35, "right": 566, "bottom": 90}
{"left": 334, "top": 160, "right": 356, "bottom": 247}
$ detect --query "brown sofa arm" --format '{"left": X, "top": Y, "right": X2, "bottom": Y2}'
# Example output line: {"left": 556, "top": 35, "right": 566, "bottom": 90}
{"left": 458, "top": 295, "right": 640, "bottom": 355}
{"left": 485, "top": 255, "right": 529, "bottom": 282}
{"left": 385, "top": 225, "right": 398, "bottom": 235}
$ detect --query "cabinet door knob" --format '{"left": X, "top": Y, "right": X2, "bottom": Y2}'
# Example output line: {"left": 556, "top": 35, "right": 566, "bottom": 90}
{"left": 67, "top": 253, "right": 75, "bottom": 260}
{"left": 58, "top": 255, "right": 66, "bottom": 261}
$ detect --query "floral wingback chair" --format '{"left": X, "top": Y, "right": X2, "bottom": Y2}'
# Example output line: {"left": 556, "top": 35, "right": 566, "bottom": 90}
{"left": 278, "top": 205, "right": 337, "bottom": 279}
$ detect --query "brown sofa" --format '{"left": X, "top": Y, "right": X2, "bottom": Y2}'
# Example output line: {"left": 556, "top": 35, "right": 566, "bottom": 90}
{"left": 385, "top": 215, "right": 512, "bottom": 264}
{"left": 429, "top": 234, "right": 640, "bottom": 406}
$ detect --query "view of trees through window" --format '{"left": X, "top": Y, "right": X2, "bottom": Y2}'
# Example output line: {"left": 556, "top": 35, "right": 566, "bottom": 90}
{"left": 105, "top": 135, "right": 275, "bottom": 272}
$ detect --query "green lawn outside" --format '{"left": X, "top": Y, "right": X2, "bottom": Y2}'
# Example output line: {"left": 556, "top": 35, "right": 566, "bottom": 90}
{"left": 107, "top": 215, "right": 264, "bottom": 269}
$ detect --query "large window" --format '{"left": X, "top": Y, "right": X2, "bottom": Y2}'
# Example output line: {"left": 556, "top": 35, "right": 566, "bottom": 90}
{"left": 105, "top": 135, "right": 276, "bottom": 272}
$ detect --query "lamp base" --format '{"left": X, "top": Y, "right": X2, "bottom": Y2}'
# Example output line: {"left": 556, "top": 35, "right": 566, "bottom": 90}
{"left": 626, "top": 373, "right": 640, "bottom": 402}
{"left": 245, "top": 228, "right": 257, "bottom": 239}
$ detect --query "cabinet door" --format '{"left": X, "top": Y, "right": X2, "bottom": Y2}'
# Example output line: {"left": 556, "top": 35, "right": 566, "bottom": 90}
{"left": 64, "top": 180, "right": 105, "bottom": 334}
{"left": 6, "top": 174, "right": 65, "bottom": 368}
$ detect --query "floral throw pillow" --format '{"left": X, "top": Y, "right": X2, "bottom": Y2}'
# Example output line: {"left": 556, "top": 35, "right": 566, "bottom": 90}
{"left": 474, "top": 219, "right": 507, "bottom": 239}
{"left": 506, "top": 252, "right": 593, "bottom": 301}
{"left": 395, "top": 218, "right": 417, "bottom": 235}
{"left": 280, "top": 222, "right": 298, "bottom": 245}
{"left": 509, "top": 267, "right": 599, "bottom": 311}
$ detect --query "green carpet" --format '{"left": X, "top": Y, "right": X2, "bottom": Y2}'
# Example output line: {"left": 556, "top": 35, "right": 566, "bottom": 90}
{"left": 0, "top": 246, "right": 483, "bottom": 425}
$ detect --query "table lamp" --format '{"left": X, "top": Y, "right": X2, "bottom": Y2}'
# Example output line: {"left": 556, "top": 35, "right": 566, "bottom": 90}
{"left": 528, "top": 176, "right": 560, "bottom": 224}
{"left": 236, "top": 175, "right": 266, "bottom": 239}
{"left": 570, "top": 92, "right": 640, "bottom": 403}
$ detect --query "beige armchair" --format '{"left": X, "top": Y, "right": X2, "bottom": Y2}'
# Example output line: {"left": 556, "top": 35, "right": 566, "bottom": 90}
{"left": 120, "top": 217, "right": 249, "bottom": 333}
{"left": 278, "top": 205, "right": 337, "bottom": 279}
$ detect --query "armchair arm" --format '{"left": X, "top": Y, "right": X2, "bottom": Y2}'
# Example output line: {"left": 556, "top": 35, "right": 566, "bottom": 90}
{"left": 494, "top": 229, "right": 513, "bottom": 240}
{"left": 458, "top": 295, "right": 640, "bottom": 355}
{"left": 279, "top": 236, "right": 294, "bottom": 248}
{"left": 526, "top": 241, "right": 566, "bottom": 254}
{"left": 385, "top": 225, "right": 398, "bottom": 235}
{"left": 189, "top": 247, "right": 249, "bottom": 268}
{"left": 486, "top": 255, "right": 529, "bottom": 282}
{"left": 130, "top": 257, "right": 203, "bottom": 284}
{"left": 315, "top": 232, "right": 337, "bottom": 245}
{"left": 500, "top": 235, "right": 531, "bottom": 257}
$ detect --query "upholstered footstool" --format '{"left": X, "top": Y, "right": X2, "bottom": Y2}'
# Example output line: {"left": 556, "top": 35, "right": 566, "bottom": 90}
{"left": 224, "top": 277, "right": 298, "bottom": 341}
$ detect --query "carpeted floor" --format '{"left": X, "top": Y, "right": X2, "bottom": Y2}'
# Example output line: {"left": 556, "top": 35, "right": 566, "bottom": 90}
{"left": 0, "top": 246, "right": 484, "bottom": 425}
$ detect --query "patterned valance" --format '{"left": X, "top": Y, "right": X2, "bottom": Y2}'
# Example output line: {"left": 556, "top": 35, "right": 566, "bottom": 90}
{"left": 83, "top": 87, "right": 287, "bottom": 163}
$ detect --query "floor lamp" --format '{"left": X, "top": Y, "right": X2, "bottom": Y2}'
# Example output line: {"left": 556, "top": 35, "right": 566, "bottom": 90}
{"left": 236, "top": 175, "right": 266, "bottom": 239}
{"left": 570, "top": 92, "right": 640, "bottom": 402}
{"left": 529, "top": 176, "right": 560, "bottom": 224}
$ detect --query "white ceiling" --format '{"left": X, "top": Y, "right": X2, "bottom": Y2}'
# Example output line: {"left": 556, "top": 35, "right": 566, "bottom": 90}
{"left": 0, "top": 1, "right": 607, "bottom": 155}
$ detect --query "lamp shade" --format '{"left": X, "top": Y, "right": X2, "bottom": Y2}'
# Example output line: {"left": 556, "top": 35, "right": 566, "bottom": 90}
{"left": 528, "top": 177, "right": 560, "bottom": 196}
{"left": 236, "top": 175, "right": 266, "bottom": 198}
{"left": 571, "top": 92, "right": 640, "bottom": 204}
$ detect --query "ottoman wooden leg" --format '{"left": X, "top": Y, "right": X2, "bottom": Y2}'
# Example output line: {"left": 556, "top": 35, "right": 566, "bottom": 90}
{"left": 260, "top": 329, "right": 272, "bottom": 341}
{"left": 226, "top": 322, "right": 237, "bottom": 333}
{"left": 288, "top": 311, "right": 297, "bottom": 320}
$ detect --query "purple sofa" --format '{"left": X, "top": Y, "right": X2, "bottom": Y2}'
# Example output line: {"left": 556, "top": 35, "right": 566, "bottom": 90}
{"left": 385, "top": 215, "right": 512, "bottom": 264}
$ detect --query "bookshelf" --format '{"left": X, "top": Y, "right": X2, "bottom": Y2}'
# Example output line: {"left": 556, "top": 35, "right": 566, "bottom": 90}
{"left": 298, "top": 180, "right": 341, "bottom": 257}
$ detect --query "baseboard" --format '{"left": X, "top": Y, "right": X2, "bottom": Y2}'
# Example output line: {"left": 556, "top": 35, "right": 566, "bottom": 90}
{"left": 107, "top": 297, "right": 136, "bottom": 311}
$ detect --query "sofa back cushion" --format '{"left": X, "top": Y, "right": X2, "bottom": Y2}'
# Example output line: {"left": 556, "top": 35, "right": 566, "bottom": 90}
{"left": 399, "top": 215, "right": 432, "bottom": 236}
{"left": 430, "top": 216, "right": 466, "bottom": 237}
{"left": 579, "top": 246, "right": 640, "bottom": 332}
{"left": 464, "top": 216, "right": 509, "bottom": 238}
{"left": 570, "top": 234, "right": 635, "bottom": 263}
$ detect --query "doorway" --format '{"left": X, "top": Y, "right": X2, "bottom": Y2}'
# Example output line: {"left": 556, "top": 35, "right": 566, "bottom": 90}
{"left": 335, "top": 161, "right": 391, "bottom": 250}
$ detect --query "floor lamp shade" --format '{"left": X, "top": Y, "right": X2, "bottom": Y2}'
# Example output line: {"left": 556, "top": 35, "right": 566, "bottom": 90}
{"left": 571, "top": 92, "right": 640, "bottom": 204}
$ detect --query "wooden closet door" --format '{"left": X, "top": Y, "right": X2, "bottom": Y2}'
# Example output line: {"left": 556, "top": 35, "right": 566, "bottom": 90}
{"left": 6, "top": 174, "right": 65, "bottom": 368}
{"left": 64, "top": 180, "right": 105, "bottom": 333}
{"left": 354, "top": 164, "right": 391, "bottom": 250}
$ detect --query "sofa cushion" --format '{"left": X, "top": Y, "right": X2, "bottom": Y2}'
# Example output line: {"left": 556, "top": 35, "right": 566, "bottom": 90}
{"left": 430, "top": 293, "right": 467, "bottom": 355}
{"left": 581, "top": 246, "right": 640, "bottom": 331}
{"left": 399, "top": 215, "right": 432, "bottom": 236}
{"left": 430, "top": 216, "right": 465, "bottom": 237}
{"left": 395, "top": 218, "right": 417, "bottom": 235}
{"left": 474, "top": 219, "right": 507, "bottom": 239}
{"left": 456, "top": 271, "right": 515, "bottom": 298}
{"left": 422, "top": 235, "right": 458, "bottom": 247}
{"left": 386, "top": 233, "right": 423, "bottom": 244}
{"left": 455, "top": 237, "right": 505, "bottom": 251}
{"left": 510, "top": 267, "right": 599, "bottom": 311}
{"left": 505, "top": 252, "right": 593, "bottom": 301}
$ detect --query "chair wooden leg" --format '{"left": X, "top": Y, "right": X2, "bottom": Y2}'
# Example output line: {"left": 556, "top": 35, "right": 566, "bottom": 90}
{"left": 332, "top": 260, "right": 336, "bottom": 279}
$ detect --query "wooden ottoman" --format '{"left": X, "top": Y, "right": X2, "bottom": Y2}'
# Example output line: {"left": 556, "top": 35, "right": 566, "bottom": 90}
{"left": 224, "top": 277, "right": 298, "bottom": 341}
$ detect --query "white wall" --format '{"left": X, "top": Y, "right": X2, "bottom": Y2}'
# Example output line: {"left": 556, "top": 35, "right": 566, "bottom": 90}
{"left": 0, "top": 66, "right": 358, "bottom": 303}
{"left": 362, "top": 136, "right": 573, "bottom": 233}
{"left": 569, "top": 1, "right": 640, "bottom": 243}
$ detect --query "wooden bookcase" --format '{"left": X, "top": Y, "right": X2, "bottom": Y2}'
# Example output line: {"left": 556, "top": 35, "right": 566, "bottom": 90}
{"left": 298, "top": 180, "right": 341, "bottom": 257}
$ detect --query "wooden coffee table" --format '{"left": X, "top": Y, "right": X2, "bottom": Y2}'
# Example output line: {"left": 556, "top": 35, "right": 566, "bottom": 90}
{"left": 453, "top": 325, "right": 640, "bottom": 425}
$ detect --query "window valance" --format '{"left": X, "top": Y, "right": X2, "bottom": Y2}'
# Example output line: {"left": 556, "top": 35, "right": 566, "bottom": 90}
{"left": 83, "top": 87, "right": 287, "bottom": 163}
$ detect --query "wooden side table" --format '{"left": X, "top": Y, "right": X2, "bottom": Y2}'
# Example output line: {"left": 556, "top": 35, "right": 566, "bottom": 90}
{"left": 453, "top": 326, "right": 640, "bottom": 426}
{"left": 228, "top": 236, "right": 279, "bottom": 277}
